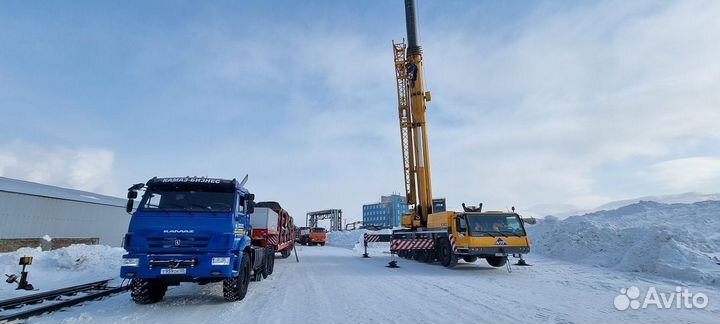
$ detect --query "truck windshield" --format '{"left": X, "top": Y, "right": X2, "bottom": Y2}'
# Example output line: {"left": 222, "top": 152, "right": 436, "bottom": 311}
{"left": 466, "top": 214, "right": 526, "bottom": 237}
{"left": 138, "top": 189, "right": 235, "bottom": 213}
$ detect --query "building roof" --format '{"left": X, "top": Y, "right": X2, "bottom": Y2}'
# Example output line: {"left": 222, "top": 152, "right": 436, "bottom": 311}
{"left": 0, "top": 176, "right": 126, "bottom": 207}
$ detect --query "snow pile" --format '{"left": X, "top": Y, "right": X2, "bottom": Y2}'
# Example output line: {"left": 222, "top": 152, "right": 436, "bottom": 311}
{"left": 327, "top": 229, "right": 392, "bottom": 251}
{"left": 1, "top": 244, "right": 125, "bottom": 298}
{"left": 529, "top": 200, "right": 720, "bottom": 286}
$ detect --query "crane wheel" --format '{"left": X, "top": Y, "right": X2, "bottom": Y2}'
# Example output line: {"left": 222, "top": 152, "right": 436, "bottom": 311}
{"left": 486, "top": 256, "right": 507, "bottom": 267}
{"left": 463, "top": 256, "right": 478, "bottom": 263}
{"left": 438, "top": 239, "right": 458, "bottom": 268}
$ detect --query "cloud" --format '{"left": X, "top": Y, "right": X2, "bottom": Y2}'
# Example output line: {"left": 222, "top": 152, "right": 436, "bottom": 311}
{"left": 418, "top": 0, "right": 720, "bottom": 210}
{"left": 0, "top": 141, "right": 117, "bottom": 195}
{"left": 642, "top": 157, "right": 720, "bottom": 191}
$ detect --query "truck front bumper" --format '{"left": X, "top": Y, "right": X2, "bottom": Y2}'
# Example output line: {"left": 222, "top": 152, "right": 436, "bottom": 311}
{"left": 455, "top": 246, "right": 530, "bottom": 257}
{"left": 120, "top": 253, "right": 238, "bottom": 280}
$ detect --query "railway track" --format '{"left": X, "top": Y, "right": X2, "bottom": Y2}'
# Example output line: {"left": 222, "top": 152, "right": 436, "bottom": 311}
{"left": 0, "top": 279, "right": 129, "bottom": 322}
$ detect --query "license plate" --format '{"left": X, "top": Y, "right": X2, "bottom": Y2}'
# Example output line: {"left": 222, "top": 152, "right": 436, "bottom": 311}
{"left": 160, "top": 268, "right": 186, "bottom": 275}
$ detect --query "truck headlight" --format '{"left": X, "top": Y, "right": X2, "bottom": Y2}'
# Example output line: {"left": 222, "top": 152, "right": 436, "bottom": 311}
{"left": 122, "top": 258, "right": 140, "bottom": 267}
{"left": 211, "top": 257, "right": 231, "bottom": 266}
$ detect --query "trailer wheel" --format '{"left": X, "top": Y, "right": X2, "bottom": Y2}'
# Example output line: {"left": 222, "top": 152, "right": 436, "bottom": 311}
{"left": 280, "top": 246, "right": 291, "bottom": 259}
{"left": 486, "top": 256, "right": 507, "bottom": 267}
{"left": 223, "top": 252, "right": 250, "bottom": 301}
{"left": 463, "top": 256, "right": 478, "bottom": 263}
{"left": 438, "top": 239, "right": 458, "bottom": 268}
{"left": 131, "top": 278, "right": 167, "bottom": 304}
{"left": 319, "top": 242, "right": 325, "bottom": 246}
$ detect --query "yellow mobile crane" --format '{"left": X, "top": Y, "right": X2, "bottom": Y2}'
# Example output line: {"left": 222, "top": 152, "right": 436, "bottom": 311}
{"left": 389, "top": 0, "right": 531, "bottom": 269}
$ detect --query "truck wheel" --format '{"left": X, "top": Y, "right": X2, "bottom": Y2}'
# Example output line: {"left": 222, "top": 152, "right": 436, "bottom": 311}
{"left": 319, "top": 242, "right": 325, "bottom": 246}
{"left": 463, "top": 256, "right": 478, "bottom": 263}
{"left": 281, "top": 247, "right": 291, "bottom": 259}
{"left": 486, "top": 256, "right": 507, "bottom": 267}
{"left": 223, "top": 252, "right": 251, "bottom": 301}
{"left": 438, "top": 239, "right": 458, "bottom": 268}
{"left": 131, "top": 278, "right": 166, "bottom": 304}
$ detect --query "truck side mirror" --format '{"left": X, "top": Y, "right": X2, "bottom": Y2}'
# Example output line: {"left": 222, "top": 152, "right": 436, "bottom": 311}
{"left": 127, "top": 191, "right": 138, "bottom": 199}
{"left": 246, "top": 193, "right": 255, "bottom": 214}
{"left": 126, "top": 199, "right": 134, "bottom": 214}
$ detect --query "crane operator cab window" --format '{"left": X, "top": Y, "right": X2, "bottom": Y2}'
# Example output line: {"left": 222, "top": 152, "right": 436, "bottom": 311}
{"left": 466, "top": 214, "right": 526, "bottom": 237}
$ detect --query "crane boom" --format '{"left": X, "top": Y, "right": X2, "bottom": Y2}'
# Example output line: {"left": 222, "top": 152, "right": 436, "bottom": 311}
{"left": 394, "top": 0, "right": 433, "bottom": 228}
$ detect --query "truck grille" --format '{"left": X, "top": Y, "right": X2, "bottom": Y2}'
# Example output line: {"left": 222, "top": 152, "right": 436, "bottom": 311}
{"left": 147, "top": 237, "right": 210, "bottom": 249}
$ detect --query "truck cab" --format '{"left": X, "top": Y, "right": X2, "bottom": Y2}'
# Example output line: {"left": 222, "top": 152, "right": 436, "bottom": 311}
{"left": 120, "top": 176, "right": 269, "bottom": 304}
{"left": 308, "top": 227, "right": 328, "bottom": 246}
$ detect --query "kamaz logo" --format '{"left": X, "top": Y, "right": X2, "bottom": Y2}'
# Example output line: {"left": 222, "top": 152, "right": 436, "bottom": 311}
{"left": 495, "top": 238, "right": 507, "bottom": 246}
{"left": 163, "top": 230, "right": 194, "bottom": 234}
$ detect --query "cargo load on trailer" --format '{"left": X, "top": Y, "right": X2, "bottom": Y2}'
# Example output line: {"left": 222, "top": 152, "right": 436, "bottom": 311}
{"left": 250, "top": 201, "right": 295, "bottom": 259}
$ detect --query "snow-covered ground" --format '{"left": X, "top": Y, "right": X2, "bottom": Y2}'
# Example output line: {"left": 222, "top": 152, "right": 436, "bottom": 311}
{"left": 15, "top": 245, "right": 719, "bottom": 324}
{"left": 528, "top": 200, "right": 720, "bottom": 286}
{"left": 1, "top": 244, "right": 125, "bottom": 298}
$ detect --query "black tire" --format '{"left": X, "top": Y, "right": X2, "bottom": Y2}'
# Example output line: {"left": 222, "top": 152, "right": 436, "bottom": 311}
{"left": 412, "top": 250, "right": 420, "bottom": 261}
{"left": 438, "top": 239, "right": 458, "bottom": 268}
{"left": 486, "top": 256, "right": 507, "bottom": 267}
{"left": 463, "top": 256, "right": 478, "bottom": 263}
{"left": 131, "top": 278, "right": 166, "bottom": 304}
{"left": 421, "top": 250, "right": 433, "bottom": 263}
{"left": 223, "top": 252, "right": 251, "bottom": 301}
{"left": 281, "top": 247, "right": 291, "bottom": 259}
{"left": 319, "top": 242, "right": 325, "bottom": 246}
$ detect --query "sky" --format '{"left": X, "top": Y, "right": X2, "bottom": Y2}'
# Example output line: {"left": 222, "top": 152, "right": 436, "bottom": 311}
{"left": 1, "top": 0, "right": 719, "bottom": 223}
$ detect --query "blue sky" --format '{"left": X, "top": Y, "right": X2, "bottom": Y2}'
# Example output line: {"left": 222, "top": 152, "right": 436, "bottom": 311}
{"left": 1, "top": 0, "right": 719, "bottom": 222}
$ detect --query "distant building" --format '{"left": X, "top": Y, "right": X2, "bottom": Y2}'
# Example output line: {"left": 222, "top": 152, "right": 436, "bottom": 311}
{"left": 0, "top": 177, "right": 131, "bottom": 252}
{"left": 362, "top": 194, "right": 409, "bottom": 228}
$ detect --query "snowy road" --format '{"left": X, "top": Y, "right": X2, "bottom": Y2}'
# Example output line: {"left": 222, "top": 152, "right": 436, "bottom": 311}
{"left": 29, "top": 246, "right": 719, "bottom": 324}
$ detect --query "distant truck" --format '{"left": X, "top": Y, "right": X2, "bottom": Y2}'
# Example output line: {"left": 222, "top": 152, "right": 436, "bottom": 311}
{"left": 250, "top": 201, "right": 295, "bottom": 260}
{"left": 296, "top": 227, "right": 311, "bottom": 245}
{"left": 306, "top": 227, "right": 328, "bottom": 246}
{"left": 120, "top": 176, "right": 273, "bottom": 304}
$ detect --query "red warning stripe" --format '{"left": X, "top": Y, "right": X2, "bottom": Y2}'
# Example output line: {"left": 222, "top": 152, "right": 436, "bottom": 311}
{"left": 390, "top": 239, "right": 434, "bottom": 250}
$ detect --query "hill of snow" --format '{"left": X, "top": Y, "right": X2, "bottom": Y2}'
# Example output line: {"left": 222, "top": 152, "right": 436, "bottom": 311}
{"left": 528, "top": 200, "right": 720, "bottom": 286}
{"left": 526, "top": 192, "right": 720, "bottom": 219}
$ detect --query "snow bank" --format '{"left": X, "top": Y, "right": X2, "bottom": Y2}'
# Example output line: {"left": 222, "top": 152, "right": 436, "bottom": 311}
{"left": 528, "top": 200, "right": 720, "bottom": 286}
{"left": 0, "top": 244, "right": 125, "bottom": 298}
{"left": 327, "top": 229, "right": 392, "bottom": 252}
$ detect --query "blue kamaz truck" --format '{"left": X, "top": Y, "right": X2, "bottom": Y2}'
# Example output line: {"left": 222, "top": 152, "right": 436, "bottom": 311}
{"left": 120, "top": 176, "right": 270, "bottom": 303}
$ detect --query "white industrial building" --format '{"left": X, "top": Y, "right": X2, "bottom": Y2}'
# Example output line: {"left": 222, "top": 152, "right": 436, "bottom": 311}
{"left": 0, "top": 177, "right": 131, "bottom": 251}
